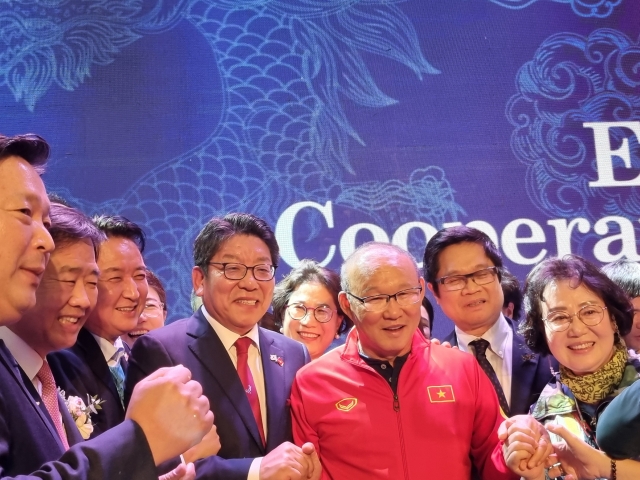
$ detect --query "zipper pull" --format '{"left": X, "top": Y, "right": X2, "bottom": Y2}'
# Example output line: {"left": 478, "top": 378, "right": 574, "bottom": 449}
{"left": 393, "top": 395, "right": 400, "bottom": 412}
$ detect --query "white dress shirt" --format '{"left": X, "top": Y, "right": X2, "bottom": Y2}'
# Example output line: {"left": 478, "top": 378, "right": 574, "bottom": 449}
{"left": 90, "top": 333, "right": 126, "bottom": 366}
{"left": 0, "top": 326, "right": 45, "bottom": 395}
{"left": 202, "top": 307, "right": 266, "bottom": 480}
{"left": 456, "top": 313, "right": 513, "bottom": 407}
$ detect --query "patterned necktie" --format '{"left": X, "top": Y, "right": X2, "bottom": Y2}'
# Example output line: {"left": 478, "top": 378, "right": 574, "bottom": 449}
{"left": 235, "top": 337, "right": 265, "bottom": 446}
{"left": 36, "top": 362, "right": 70, "bottom": 450}
{"left": 470, "top": 338, "right": 511, "bottom": 417}
{"left": 108, "top": 362, "right": 125, "bottom": 408}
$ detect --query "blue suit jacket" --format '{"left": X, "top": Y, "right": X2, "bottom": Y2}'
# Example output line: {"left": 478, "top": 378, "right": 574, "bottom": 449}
{"left": 443, "top": 317, "right": 558, "bottom": 416}
{"left": 0, "top": 340, "right": 156, "bottom": 479}
{"left": 124, "top": 308, "right": 311, "bottom": 480}
{"left": 48, "top": 327, "right": 125, "bottom": 438}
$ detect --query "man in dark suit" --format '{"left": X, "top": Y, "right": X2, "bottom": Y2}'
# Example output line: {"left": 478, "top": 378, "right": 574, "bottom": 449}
{"left": 0, "top": 132, "right": 213, "bottom": 479}
{"left": 424, "top": 226, "right": 557, "bottom": 416}
{"left": 126, "top": 213, "right": 321, "bottom": 480}
{"left": 50, "top": 215, "right": 148, "bottom": 437}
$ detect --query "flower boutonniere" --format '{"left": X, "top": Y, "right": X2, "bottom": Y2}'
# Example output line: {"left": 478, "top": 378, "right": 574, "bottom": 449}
{"left": 58, "top": 388, "right": 106, "bottom": 439}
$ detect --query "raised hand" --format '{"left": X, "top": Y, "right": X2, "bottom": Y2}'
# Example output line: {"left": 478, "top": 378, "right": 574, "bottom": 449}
{"left": 182, "top": 424, "right": 221, "bottom": 463}
{"left": 259, "top": 441, "right": 316, "bottom": 480}
{"left": 126, "top": 365, "right": 214, "bottom": 465}
{"left": 547, "top": 423, "right": 609, "bottom": 480}
{"left": 499, "top": 415, "right": 552, "bottom": 479}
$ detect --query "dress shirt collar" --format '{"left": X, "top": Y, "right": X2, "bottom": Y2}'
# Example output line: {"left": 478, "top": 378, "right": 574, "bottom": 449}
{"left": 0, "top": 326, "right": 44, "bottom": 381}
{"left": 456, "top": 313, "right": 511, "bottom": 359}
{"left": 90, "top": 332, "right": 125, "bottom": 364}
{"left": 201, "top": 306, "right": 261, "bottom": 353}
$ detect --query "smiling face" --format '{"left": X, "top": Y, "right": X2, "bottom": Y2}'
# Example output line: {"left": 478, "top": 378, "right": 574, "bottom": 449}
{"left": 542, "top": 280, "right": 616, "bottom": 375}
{"left": 85, "top": 236, "right": 148, "bottom": 342}
{"left": 0, "top": 156, "right": 54, "bottom": 325}
{"left": 339, "top": 247, "right": 424, "bottom": 363}
{"left": 10, "top": 239, "right": 99, "bottom": 357}
{"left": 123, "top": 286, "right": 166, "bottom": 347}
{"left": 623, "top": 296, "right": 640, "bottom": 352}
{"left": 193, "top": 234, "right": 275, "bottom": 336}
{"left": 282, "top": 282, "right": 342, "bottom": 360}
{"left": 428, "top": 242, "right": 503, "bottom": 337}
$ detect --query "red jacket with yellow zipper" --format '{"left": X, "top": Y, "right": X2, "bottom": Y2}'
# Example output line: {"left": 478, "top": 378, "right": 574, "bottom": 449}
{"left": 290, "top": 329, "right": 517, "bottom": 480}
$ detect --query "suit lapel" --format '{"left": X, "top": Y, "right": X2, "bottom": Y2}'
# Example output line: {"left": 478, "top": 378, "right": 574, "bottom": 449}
{"left": 260, "top": 330, "right": 285, "bottom": 451}
{"left": 0, "top": 342, "right": 66, "bottom": 451}
{"left": 76, "top": 328, "right": 121, "bottom": 406}
{"left": 507, "top": 319, "right": 539, "bottom": 415}
{"left": 187, "top": 312, "right": 265, "bottom": 452}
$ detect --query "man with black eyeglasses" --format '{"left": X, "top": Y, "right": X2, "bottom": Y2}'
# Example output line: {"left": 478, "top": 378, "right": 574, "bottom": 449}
{"left": 424, "top": 226, "right": 556, "bottom": 416}
{"left": 289, "top": 241, "right": 531, "bottom": 479}
{"left": 125, "top": 213, "right": 321, "bottom": 480}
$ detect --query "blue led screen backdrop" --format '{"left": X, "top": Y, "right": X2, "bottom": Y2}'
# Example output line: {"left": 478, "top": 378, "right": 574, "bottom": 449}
{"left": 2, "top": 0, "right": 639, "bottom": 337}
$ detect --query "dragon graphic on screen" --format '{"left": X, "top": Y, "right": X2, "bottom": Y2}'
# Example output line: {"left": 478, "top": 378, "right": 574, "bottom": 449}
{"left": 507, "top": 29, "right": 640, "bottom": 223}
{"left": 0, "top": 0, "right": 625, "bottom": 314}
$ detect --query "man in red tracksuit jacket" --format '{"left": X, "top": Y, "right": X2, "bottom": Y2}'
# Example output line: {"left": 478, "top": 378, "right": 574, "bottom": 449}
{"left": 290, "top": 241, "right": 522, "bottom": 480}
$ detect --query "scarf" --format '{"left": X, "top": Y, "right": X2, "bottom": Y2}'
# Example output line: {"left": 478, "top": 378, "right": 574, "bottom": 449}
{"left": 560, "top": 343, "right": 628, "bottom": 404}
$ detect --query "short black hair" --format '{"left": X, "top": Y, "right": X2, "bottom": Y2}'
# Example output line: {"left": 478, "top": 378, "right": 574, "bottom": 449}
{"left": 92, "top": 215, "right": 146, "bottom": 253}
{"left": 423, "top": 226, "right": 503, "bottom": 295}
{"left": 193, "top": 213, "right": 279, "bottom": 272}
{"left": 520, "top": 255, "right": 633, "bottom": 356}
{"left": 49, "top": 204, "right": 106, "bottom": 258}
{"left": 146, "top": 268, "right": 167, "bottom": 313}
{"left": 0, "top": 133, "right": 50, "bottom": 173}
{"left": 421, "top": 296, "right": 434, "bottom": 331}
{"left": 601, "top": 259, "right": 640, "bottom": 299}
{"left": 272, "top": 259, "right": 352, "bottom": 335}
{"left": 501, "top": 269, "right": 523, "bottom": 320}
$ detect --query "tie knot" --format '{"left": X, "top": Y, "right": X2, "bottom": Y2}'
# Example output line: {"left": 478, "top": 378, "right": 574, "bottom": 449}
{"left": 470, "top": 338, "right": 490, "bottom": 357}
{"left": 36, "top": 361, "right": 55, "bottom": 387}
{"left": 235, "top": 336, "right": 253, "bottom": 355}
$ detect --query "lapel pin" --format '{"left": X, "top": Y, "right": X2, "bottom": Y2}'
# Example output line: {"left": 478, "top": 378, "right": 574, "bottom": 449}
{"left": 522, "top": 353, "right": 536, "bottom": 362}
{"left": 270, "top": 354, "right": 284, "bottom": 366}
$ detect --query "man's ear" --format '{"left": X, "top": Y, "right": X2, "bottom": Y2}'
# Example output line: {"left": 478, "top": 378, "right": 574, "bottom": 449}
{"left": 426, "top": 282, "right": 440, "bottom": 305}
{"left": 503, "top": 302, "right": 515, "bottom": 319}
{"left": 192, "top": 266, "right": 205, "bottom": 296}
{"left": 338, "top": 292, "right": 355, "bottom": 323}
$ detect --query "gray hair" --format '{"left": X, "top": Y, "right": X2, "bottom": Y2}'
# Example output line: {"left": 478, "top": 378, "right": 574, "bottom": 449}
{"left": 340, "top": 242, "right": 420, "bottom": 293}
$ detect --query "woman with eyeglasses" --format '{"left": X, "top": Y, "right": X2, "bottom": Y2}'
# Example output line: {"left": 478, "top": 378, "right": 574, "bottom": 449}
{"left": 272, "top": 260, "right": 352, "bottom": 360}
{"left": 509, "top": 255, "right": 640, "bottom": 480}
{"left": 122, "top": 268, "right": 168, "bottom": 348}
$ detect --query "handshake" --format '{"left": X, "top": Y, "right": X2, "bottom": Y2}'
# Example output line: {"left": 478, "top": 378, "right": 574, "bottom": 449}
{"left": 128, "top": 365, "right": 321, "bottom": 480}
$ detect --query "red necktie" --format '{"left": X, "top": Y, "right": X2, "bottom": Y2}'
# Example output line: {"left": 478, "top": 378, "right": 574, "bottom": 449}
{"left": 37, "top": 362, "right": 70, "bottom": 450}
{"left": 235, "top": 337, "right": 265, "bottom": 446}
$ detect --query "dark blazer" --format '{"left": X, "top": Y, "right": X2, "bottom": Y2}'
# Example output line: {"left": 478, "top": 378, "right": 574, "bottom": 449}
{"left": 0, "top": 340, "right": 156, "bottom": 479}
{"left": 48, "top": 327, "right": 125, "bottom": 438}
{"left": 597, "top": 376, "right": 640, "bottom": 459}
{"left": 444, "top": 317, "right": 558, "bottom": 416}
{"left": 125, "top": 308, "right": 311, "bottom": 480}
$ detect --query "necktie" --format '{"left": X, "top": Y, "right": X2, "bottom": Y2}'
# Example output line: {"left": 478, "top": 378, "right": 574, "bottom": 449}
{"left": 108, "top": 363, "right": 125, "bottom": 408}
{"left": 235, "top": 337, "right": 265, "bottom": 446}
{"left": 36, "top": 362, "right": 70, "bottom": 450}
{"left": 470, "top": 338, "right": 511, "bottom": 417}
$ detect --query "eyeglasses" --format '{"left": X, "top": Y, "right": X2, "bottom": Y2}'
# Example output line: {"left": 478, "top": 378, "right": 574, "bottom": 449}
{"left": 346, "top": 286, "right": 422, "bottom": 313}
{"left": 143, "top": 301, "right": 165, "bottom": 314}
{"left": 286, "top": 303, "right": 334, "bottom": 323}
{"left": 435, "top": 266, "right": 498, "bottom": 292}
{"left": 208, "top": 262, "right": 276, "bottom": 281}
{"left": 543, "top": 304, "right": 608, "bottom": 332}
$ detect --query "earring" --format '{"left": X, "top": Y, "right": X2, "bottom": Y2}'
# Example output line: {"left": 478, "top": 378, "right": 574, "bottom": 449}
{"left": 335, "top": 333, "right": 340, "bottom": 339}
{"left": 279, "top": 327, "right": 284, "bottom": 334}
